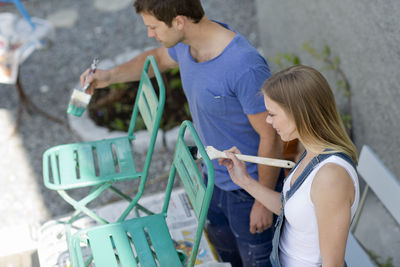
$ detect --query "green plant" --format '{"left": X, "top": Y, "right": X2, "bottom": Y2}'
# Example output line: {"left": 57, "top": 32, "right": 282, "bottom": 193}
{"left": 367, "top": 249, "right": 394, "bottom": 267}
{"left": 109, "top": 82, "right": 129, "bottom": 91}
{"left": 88, "top": 67, "right": 191, "bottom": 135}
{"left": 161, "top": 67, "right": 191, "bottom": 131}
{"left": 268, "top": 42, "right": 353, "bottom": 138}
{"left": 269, "top": 52, "right": 301, "bottom": 69}
{"left": 302, "top": 41, "right": 352, "bottom": 137}
{"left": 167, "top": 66, "right": 182, "bottom": 89}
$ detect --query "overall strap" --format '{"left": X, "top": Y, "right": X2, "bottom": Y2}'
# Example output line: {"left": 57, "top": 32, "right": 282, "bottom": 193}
{"left": 285, "top": 150, "right": 307, "bottom": 178}
{"left": 279, "top": 150, "right": 307, "bottom": 204}
{"left": 284, "top": 151, "right": 356, "bottom": 204}
{"left": 329, "top": 151, "right": 356, "bottom": 169}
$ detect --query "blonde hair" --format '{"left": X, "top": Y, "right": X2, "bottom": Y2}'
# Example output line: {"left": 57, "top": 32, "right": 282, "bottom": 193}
{"left": 262, "top": 65, "right": 358, "bottom": 164}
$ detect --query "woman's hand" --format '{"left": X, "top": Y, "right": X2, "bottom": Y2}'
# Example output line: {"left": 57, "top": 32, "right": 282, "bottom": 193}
{"left": 220, "top": 146, "right": 283, "bottom": 216}
{"left": 219, "top": 147, "right": 252, "bottom": 188}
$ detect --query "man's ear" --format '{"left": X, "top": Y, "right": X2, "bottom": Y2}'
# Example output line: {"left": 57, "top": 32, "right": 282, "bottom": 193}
{"left": 173, "top": 15, "right": 185, "bottom": 30}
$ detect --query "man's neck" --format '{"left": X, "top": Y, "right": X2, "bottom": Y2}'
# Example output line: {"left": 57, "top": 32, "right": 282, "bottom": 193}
{"left": 183, "top": 17, "right": 236, "bottom": 63}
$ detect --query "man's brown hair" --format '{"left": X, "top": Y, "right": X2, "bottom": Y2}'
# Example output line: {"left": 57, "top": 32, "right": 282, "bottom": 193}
{"left": 134, "top": 0, "right": 204, "bottom": 26}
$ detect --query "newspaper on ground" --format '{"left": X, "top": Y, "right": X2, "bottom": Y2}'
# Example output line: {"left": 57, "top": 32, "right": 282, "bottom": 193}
{"left": 0, "top": 12, "right": 53, "bottom": 84}
{"left": 37, "top": 188, "right": 231, "bottom": 267}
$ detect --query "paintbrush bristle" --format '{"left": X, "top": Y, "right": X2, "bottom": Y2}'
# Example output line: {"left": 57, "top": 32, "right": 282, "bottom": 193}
{"left": 69, "top": 89, "right": 91, "bottom": 107}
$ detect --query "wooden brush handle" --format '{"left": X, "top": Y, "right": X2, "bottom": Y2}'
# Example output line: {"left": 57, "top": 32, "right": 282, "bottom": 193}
{"left": 206, "top": 146, "right": 295, "bottom": 168}
{"left": 235, "top": 154, "right": 295, "bottom": 168}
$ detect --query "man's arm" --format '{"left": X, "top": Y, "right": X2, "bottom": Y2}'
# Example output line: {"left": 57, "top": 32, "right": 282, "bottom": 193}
{"left": 247, "top": 111, "right": 282, "bottom": 233}
{"left": 82, "top": 46, "right": 178, "bottom": 94}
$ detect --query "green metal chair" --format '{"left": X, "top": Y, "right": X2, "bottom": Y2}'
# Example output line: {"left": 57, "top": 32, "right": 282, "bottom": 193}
{"left": 42, "top": 55, "right": 165, "bottom": 226}
{"left": 69, "top": 120, "right": 215, "bottom": 267}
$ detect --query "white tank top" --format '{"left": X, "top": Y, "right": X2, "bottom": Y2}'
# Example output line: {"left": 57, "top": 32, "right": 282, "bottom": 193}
{"left": 279, "top": 155, "right": 360, "bottom": 267}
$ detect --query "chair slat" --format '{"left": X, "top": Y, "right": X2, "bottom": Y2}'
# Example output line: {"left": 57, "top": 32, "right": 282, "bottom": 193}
{"left": 95, "top": 142, "right": 117, "bottom": 177}
{"left": 175, "top": 159, "right": 196, "bottom": 202}
{"left": 77, "top": 145, "right": 96, "bottom": 178}
{"left": 179, "top": 144, "right": 206, "bottom": 210}
{"left": 174, "top": 139, "right": 204, "bottom": 218}
{"left": 141, "top": 80, "right": 158, "bottom": 120}
{"left": 57, "top": 146, "right": 78, "bottom": 183}
{"left": 357, "top": 145, "right": 400, "bottom": 223}
{"left": 125, "top": 224, "right": 158, "bottom": 267}
{"left": 145, "top": 216, "right": 182, "bottom": 266}
{"left": 138, "top": 91, "right": 154, "bottom": 134}
{"left": 113, "top": 138, "right": 136, "bottom": 174}
{"left": 110, "top": 228, "right": 139, "bottom": 267}
{"left": 49, "top": 152, "right": 60, "bottom": 185}
{"left": 87, "top": 231, "right": 120, "bottom": 267}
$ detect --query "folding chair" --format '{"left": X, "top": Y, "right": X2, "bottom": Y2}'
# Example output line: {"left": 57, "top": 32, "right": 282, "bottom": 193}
{"left": 345, "top": 145, "right": 400, "bottom": 266}
{"left": 0, "top": 0, "right": 36, "bottom": 29}
{"left": 42, "top": 55, "right": 165, "bottom": 226}
{"left": 69, "top": 120, "right": 215, "bottom": 267}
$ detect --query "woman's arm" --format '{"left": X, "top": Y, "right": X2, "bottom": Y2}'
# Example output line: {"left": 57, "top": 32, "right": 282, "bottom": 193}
{"left": 220, "top": 147, "right": 282, "bottom": 215}
{"left": 312, "top": 163, "right": 355, "bottom": 267}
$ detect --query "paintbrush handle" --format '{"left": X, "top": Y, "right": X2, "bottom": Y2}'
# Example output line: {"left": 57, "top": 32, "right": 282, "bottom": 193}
{"left": 82, "top": 58, "right": 99, "bottom": 91}
{"left": 234, "top": 154, "right": 295, "bottom": 168}
{"left": 206, "top": 146, "right": 295, "bottom": 168}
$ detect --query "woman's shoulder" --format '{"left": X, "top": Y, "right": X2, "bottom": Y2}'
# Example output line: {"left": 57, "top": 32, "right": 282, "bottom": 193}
{"left": 311, "top": 161, "right": 355, "bottom": 203}
{"left": 315, "top": 162, "right": 353, "bottom": 183}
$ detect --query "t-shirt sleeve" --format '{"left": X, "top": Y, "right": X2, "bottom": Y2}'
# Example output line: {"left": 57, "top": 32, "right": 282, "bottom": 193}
{"left": 235, "top": 64, "right": 270, "bottom": 114}
{"left": 168, "top": 46, "right": 178, "bottom": 62}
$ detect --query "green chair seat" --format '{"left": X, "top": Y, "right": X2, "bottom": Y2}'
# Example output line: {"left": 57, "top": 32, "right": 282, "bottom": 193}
{"left": 43, "top": 136, "right": 138, "bottom": 190}
{"left": 72, "top": 214, "right": 182, "bottom": 267}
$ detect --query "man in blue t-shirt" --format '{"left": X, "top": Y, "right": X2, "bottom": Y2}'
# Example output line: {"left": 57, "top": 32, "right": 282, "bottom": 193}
{"left": 81, "top": 0, "right": 282, "bottom": 266}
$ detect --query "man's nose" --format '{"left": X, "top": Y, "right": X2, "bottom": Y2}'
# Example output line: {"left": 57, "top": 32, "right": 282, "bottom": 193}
{"left": 148, "top": 29, "right": 155, "bottom": 38}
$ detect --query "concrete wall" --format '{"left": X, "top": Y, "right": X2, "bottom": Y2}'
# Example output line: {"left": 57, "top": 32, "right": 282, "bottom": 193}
{"left": 255, "top": 0, "right": 400, "bottom": 178}
{"left": 255, "top": 0, "right": 400, "bottom": 265}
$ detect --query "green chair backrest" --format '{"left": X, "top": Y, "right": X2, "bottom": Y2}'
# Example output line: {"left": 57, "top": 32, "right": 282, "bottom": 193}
{"left": 118, "top": 55, "right": 165, "bottom": 221}
{"left": 162, "top": 120, "right": 214, "bottom": 267}
{"left": 128, "top": 55, "right": 165, "bottom": 138}
{"left": 127, "top": 55, "right": 165, "bottom": 185}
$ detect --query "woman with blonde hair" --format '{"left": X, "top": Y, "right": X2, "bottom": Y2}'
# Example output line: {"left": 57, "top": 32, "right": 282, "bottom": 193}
{"left": 220, "top": 65, "right": 359, "bottom": 267}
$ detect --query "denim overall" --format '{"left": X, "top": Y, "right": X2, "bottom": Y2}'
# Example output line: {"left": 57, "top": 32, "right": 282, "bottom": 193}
{"left": 269, "top": 150, "right": 356, "bottom": 267}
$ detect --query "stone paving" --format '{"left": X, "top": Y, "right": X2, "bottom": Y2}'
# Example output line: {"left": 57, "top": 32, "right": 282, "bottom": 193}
{"left": 0, "top": 0, "right": 260, "bottom": 265}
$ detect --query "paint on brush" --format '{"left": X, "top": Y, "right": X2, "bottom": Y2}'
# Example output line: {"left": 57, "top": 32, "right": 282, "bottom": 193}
{"left": 67, "top": 58, "right": 99, "bottom": 117}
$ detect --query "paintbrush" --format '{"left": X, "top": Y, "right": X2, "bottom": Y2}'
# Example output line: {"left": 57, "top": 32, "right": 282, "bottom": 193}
{"left": 67, "top": 58, "right": 99, "bottom": 117}
{"left": 189, "top": 145, "right": 295, "bottom": 168}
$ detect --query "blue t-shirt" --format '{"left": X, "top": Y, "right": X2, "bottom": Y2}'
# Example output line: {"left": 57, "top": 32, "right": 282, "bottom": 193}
{"left": 168, "top": 22, "right": 270, "bottom": 190}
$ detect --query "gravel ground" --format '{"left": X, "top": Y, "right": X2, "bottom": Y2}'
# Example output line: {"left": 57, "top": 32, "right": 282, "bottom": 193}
{"left": 0, "top": 0, "right": 260, "bottom": 230}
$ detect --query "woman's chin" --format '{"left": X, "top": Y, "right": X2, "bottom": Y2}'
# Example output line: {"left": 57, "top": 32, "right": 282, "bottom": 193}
{"left": 279, "top": 135, "right": 294, "bottom": 142}
{"left": 278, "top": 133, "right": 286, "bottom": 141}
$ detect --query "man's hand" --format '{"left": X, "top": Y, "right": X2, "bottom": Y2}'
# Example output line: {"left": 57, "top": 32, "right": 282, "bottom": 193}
{"left": 249, "top": 200, "right": 273, "bottom": 234}
{"left": 80, "top": 68, "right": 111, "bottom": 95}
